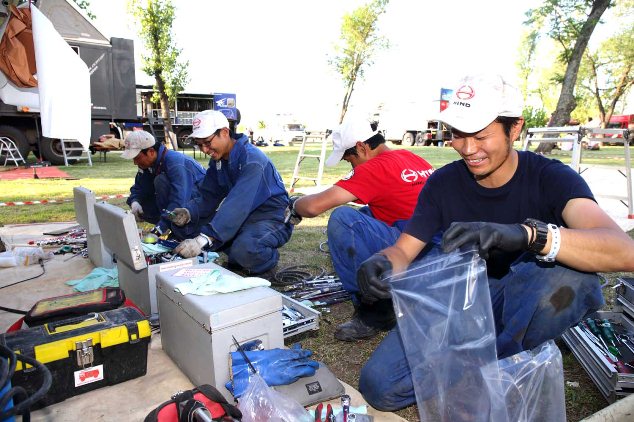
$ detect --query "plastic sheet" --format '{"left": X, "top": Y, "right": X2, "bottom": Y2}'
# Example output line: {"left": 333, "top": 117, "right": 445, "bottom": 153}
{"left": 0, "top": 247, "right": 53, "bottom": 267}
{"left": 390, "top": 248, "right": 565, "bottom": 422}
{"left": 237, "top": 373, "right": 312, "bottom": 422}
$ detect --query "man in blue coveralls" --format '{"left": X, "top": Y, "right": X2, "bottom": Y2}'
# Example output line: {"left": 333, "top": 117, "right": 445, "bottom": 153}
{"left": 123, "top": 130, "right": 206, "bottom": 239}
{"left": 354, "top": 73, "right": 634, "bottom": 411}
{"left": 171, "top": 110, "right": 293, "bottom": 276}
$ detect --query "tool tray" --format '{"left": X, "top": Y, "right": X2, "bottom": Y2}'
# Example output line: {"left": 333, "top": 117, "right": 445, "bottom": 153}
{"left": 0, "top": 307, "right": 151, "bottom": 408}
{"left": 562, "top": 310, "right": 634, "bottom": 403}
{"left": 282, "top": 295, "right": 320, "bottom": 338}
{"left": 616, "top": 277, "right": 634, "bottom": 321}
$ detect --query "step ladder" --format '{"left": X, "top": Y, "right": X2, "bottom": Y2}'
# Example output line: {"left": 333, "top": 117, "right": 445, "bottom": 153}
{"left": 0, "top": 136, "right": 26, "bottom": 167}
{"left": 289, "top": 132, "right": 329, "bottom": 192}
{"left": 61, "top": 139, "right": 92, "bottom": 167}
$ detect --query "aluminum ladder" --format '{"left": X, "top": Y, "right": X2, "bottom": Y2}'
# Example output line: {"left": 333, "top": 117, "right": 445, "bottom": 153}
{"left": 61, "top": 139, "right": 92, "bottom": 167}
{"left": 289, "top": 132, "right": 328, "bottom": 192}
{"left": 0, "top": 136, "right": 26, "bottom": 167}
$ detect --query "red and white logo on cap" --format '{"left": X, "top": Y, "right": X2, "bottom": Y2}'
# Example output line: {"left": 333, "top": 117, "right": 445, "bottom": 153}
{"left": 456, "top": 85, "right": 475, "bottom": 100}
{"left": 193, "top": 118, "right": 201, "bottom": 130}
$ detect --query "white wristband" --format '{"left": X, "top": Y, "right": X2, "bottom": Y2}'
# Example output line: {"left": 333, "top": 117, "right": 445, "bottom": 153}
{"left": 538, "top": 224, "right": 561, "bottom": 262}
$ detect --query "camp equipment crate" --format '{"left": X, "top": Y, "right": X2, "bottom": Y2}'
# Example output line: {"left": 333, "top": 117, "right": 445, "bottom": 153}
{"left": 156, "top": 262, "right": 284, "bottom": 401}
{"left": 0, "top": 307, "right": 151, "bottom": 408}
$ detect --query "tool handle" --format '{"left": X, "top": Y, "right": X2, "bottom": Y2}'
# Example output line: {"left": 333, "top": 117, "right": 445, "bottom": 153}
{"left": 600, "top": 319, "right": 617, "bottom": 344}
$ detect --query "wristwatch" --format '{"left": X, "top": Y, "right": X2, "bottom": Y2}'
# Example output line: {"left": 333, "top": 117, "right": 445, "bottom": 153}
{"left": 523, "top": 218, "right": 548, "bottom": 255}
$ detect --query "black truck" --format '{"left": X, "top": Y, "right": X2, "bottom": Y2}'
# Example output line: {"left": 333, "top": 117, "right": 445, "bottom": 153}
{"left": 0, "top": 0, "right": 137, "bottom": 165}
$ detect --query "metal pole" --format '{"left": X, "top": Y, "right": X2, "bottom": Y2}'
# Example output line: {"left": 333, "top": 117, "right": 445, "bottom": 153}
{"left": 623, "top": 130, "right": 633, "bottom": 219}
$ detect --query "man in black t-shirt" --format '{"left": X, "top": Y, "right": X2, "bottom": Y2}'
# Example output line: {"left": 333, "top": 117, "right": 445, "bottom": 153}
{"left": 354, "top": 73, "right": 634, "bottom": 411}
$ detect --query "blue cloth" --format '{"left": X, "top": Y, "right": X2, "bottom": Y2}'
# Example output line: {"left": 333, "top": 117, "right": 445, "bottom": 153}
{"left": 405, "top": 151, "right": 595, "bottom": 278}
{"left": 187, "top": 135, "right": 292, "bottom": 273}
{"left": 127, "top": 144, "right": 206, "bottom": 236}
{"left": 358, "top": 249, "right": 603, "bottom": 411}
{"left": 66, "top": 267, "right": 119, "bottom": 292}
{"left": 327, "top": 206, "right": 401, "bottom": 300}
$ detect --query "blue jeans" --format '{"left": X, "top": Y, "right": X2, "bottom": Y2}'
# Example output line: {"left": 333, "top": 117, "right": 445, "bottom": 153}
{"left": 359, "top": 251, "right": 604, "bottom": 411}
{"left": 327, "top": 206, "right": 402, "bottom": 298}
{"left": 217, "top": 213, "right": 293, "bottom": 274}
{"left": 138, "top": 173, "right": 200, "bottom": 239}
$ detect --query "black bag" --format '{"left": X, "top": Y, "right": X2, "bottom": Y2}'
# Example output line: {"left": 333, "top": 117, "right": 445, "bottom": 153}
{"left": 145, "top": 384, "right": 242, "bottom": 422}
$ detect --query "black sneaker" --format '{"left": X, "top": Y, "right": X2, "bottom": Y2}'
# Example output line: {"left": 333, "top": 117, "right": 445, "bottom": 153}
{"left": 334, "top": 315, "right": 381, "bottom": 342}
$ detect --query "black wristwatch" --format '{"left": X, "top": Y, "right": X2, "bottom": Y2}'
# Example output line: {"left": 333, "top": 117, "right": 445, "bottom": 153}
{"left": 523, "top": 218, "right": 548, "bottom": 255}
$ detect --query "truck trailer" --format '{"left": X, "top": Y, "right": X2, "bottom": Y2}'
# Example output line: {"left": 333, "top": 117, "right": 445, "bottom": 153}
{"left": 0, "top": 0, "right": 137, "bottom": 165}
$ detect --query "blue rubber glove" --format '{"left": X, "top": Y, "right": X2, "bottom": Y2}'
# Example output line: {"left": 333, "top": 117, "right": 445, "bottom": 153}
{"left": 225, "top": 344, "right": 319, "bottom": 398}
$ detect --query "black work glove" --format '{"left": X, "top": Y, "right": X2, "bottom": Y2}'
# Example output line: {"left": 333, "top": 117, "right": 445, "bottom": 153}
{"left": 283, "top": 195, "right": 303, "bottom": 225}
{"left": 441, "top": 222, "right": 528, "bottom": 259}
{"left": 357, "top": 253, "right": 393, "bottom": 304}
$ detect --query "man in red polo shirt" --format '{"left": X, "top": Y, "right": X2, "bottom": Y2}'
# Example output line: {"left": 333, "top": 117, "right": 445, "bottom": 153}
{"left": 286, "top": 117, "right": 434, "bottom": 341}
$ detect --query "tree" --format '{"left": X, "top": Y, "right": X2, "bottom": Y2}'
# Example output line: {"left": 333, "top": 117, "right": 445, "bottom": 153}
{"left": 330, "top": 0, "right": 389, "bottom": 124}
{"left": 129, "top": 0, "right": 188, "bottom": 150}
{"left": 578, "top": 25, "right": 634, "bottom": 126}
{"left": 73, "top": 0, "right": 95, "bottom": 20}
{"left": 524, "top": 0, "right": 612, "bottom": 153}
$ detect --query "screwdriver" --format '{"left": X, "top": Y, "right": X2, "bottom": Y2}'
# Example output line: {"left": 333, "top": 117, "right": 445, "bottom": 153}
{"left": 599, "top": 319, "right": 619, "bottom": 346}
{"left": 585, "top": 319, "right": 620, "bottom": 357}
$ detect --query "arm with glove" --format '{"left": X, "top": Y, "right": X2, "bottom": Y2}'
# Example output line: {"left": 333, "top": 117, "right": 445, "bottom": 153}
{"left": 173, "top": 233, "right": 213, "bottom": 258}
{"left": 441, "top": 221, "right": 531, "bottom": 259}
{"left": 225, "top": 345, "right": 319, "bottom": 398}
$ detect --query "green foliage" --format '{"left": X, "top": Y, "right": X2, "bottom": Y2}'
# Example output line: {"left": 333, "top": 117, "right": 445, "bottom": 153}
{"left": 72, "top": 0, "right": 95, "bottom": 20}
{"left": 129, "top": 0, "right": 188, "bottom": 106}
{"left": 330, "top": 0, "right": 390, "bottom": 123}
{"left": 525, "top": 0, "right": 600, "bottom": 63}
{"left": 577, "top": 22, "right": 634, "bottom": 123}
{"left": 523, "top": 106, "right": 549, "bottom": 129}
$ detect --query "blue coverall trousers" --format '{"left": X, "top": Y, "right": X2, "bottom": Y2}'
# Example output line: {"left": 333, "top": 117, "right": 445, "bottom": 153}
{"left": 217, "top": 210, "right": 293, "bottom": 275}
{"left": 358, "top": 250, "right": 604, "bottom": 411}
{"left": 327, "top": 206, "right": 402, "bottom": 298}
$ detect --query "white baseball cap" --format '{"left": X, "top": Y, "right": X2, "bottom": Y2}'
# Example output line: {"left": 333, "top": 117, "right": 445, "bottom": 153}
{"left": 437, "top": 73, "right": 523, "bottom": 133}
{"left": 121, "top": 131, "right": 155, "bottom": 159}
{"left": 325, "top": 117, "right": 378, "bottom": 167}
{"left": 191, "top": 110, "right": 229, "bottom": 139}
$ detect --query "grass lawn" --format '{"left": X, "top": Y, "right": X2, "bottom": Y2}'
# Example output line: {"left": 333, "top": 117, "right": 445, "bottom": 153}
{"left": 1, "top": 142, "right": 633, "bottom": 420}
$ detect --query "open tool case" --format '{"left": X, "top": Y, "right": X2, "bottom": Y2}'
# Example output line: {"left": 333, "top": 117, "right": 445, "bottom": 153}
{"left": 0, "top": 307, "right": 151, "bottom": 408}
{"left": 562, "top": 277, "right": 634, "bottom": 403}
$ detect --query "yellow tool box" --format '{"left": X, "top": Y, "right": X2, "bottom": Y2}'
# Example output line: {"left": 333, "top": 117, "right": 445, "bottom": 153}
{"left": 0, "top": 307, "right": 151, "bottom": 409}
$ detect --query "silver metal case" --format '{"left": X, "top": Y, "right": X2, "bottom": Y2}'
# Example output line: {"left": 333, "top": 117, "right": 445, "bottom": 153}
{"left": 73, "top": 187, "right": 114, "bottom": 268}
{"left": 93, "top": 202, "right": 195, "bottom": 315}
{"left": 156, "top": 262, "right": 284, "bottom": 401}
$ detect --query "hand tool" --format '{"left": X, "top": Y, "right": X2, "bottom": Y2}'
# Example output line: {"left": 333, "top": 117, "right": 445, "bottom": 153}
{"left": 599, "top": 319, "right": 618, "bottom": 346}
{"left": 163, "top": 208, "right": 177, "bottom": 220}
{"left": 586, "top": 318, "right": 612, "bottom": 352}
{"left": 341, "top": 394, "right": 351, "bottom": 422}
{"left": 232, "top": 335, "right": 257, "bottom": 375}
{"left": 618, "top": 333, "right": 634, "bottom": 355}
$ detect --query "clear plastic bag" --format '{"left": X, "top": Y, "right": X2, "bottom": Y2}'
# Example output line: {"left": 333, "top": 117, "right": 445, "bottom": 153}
{"left": 0, "top": 247, "right": 53, "bottom": 266}
{"left": 237, "top": 373, "right": 312, "bottom": 422}
{"left": 390, "top": 248, "right": 565, "bottom": 422}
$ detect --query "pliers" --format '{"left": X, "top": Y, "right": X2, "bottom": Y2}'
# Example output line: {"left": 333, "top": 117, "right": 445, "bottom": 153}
{"left": 314, "top": 403, "right": 335, "bottom": 422}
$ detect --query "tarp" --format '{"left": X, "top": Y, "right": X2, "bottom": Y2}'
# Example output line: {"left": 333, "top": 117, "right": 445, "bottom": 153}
{"left": 0, "top": 3, "right": 90, "bottom": 149}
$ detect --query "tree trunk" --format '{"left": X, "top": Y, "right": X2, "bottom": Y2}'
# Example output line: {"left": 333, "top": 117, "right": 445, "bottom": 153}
{"left": 535, "top": 0, "right": 611, "bottom": 154}
{"left": 155, "top": 73, "right": 178, "bottom": 150}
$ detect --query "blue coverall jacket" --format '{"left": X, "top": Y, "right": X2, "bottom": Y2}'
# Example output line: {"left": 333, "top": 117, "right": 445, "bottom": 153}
{"left": 127, "top": 144, "right": 206, "bottom": 235}
{"left": 187, "top": 134, "right": 292, "bottom": 273}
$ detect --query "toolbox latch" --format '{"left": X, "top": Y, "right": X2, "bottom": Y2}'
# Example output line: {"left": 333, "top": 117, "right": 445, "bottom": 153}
{"left": 75, "top": 338, "right": 94, "bottom": 368}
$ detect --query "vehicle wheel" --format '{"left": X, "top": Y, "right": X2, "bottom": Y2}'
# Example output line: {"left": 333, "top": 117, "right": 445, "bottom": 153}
{"left": 40, "top": 137, "right": 82, "bottom": 166}
{"left": 176, "top": 128, "right": 193, "bottom": 148}
{"left": 414, "top": 133, "right": 425, "bottom": 146}
{"left": 402, "top": 132, "right": 415, "bottom": 146}
{"left": 0, "top": 125, "right": 30, "bottom": 161}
